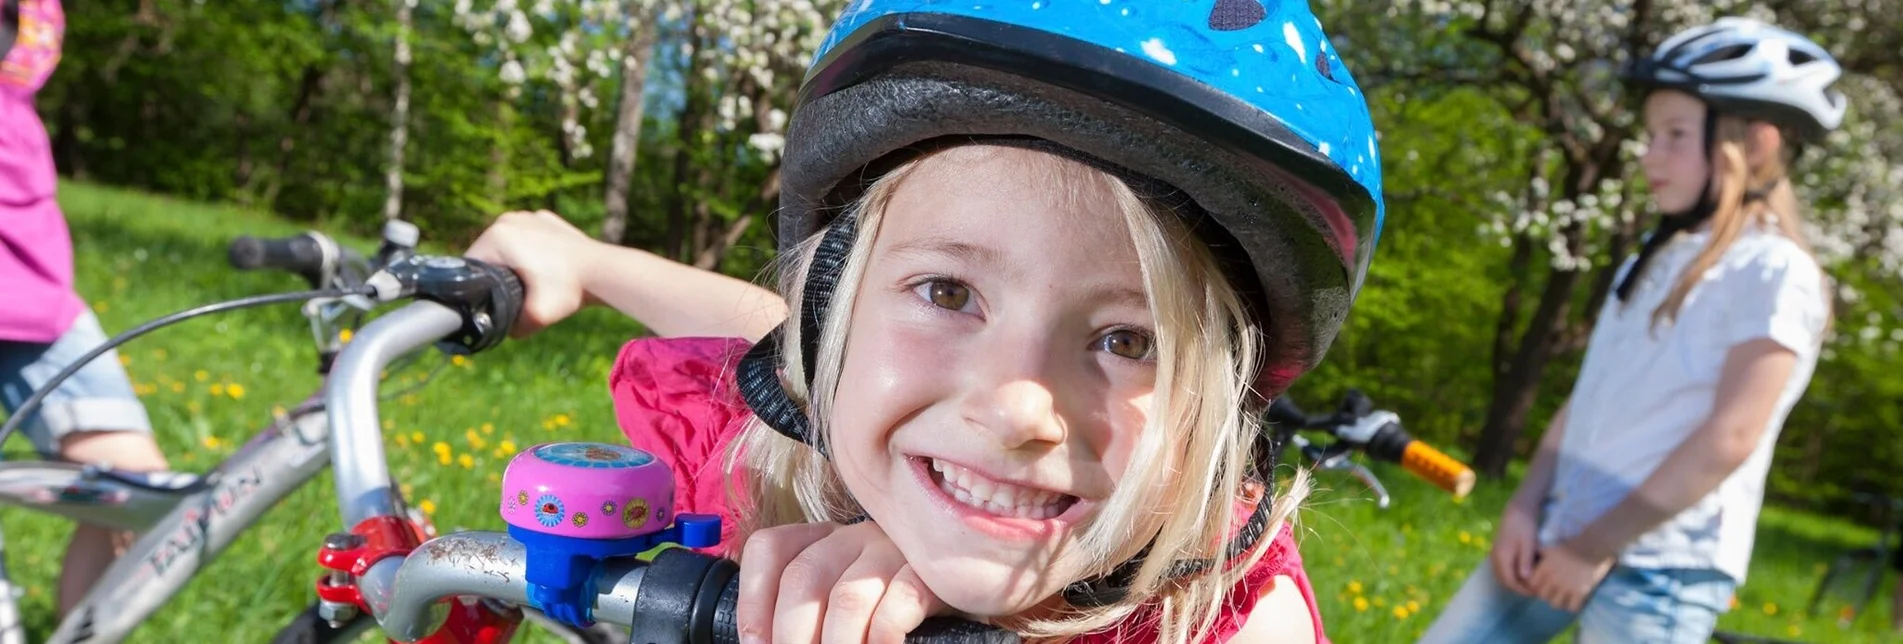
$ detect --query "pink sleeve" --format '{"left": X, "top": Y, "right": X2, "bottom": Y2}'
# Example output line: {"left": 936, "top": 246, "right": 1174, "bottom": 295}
{"left": 607, "top": 336, "right": 754, "bottom": 555}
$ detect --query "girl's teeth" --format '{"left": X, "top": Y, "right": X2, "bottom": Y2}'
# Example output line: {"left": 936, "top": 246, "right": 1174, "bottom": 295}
{"left": 930, "top": 459, "right": 1069, "bottom": 518}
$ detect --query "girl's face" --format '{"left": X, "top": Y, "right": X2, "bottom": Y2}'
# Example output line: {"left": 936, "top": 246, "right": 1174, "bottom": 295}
{"left": 1640, "top": 90, "right": 1714, "bottom": 214}
{"left": 828, "top": 146, "right": 1158, "bottom": 616}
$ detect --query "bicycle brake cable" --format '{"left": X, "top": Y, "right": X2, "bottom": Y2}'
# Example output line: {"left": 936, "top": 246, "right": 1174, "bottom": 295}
{"left": 0, "top": 287, "right": 377, "bottom": 450}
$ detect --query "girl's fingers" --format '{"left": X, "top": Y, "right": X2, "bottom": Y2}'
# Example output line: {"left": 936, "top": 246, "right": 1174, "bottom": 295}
{"left": 866, "top": 564, "right": 946, "bottom": 644}
{"left": 773, "top": 527, "right": 873, "bottom": 644}
{"left": 735, "top": 523, "right": 836, "bottom": 644}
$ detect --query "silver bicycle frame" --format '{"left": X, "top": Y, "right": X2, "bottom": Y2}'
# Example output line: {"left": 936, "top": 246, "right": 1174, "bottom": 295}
{"left": 325, "top": 302, "right": 464, "bottom": 630}
{"left": 0, "top": 394, "right": 333, "bottom": 644}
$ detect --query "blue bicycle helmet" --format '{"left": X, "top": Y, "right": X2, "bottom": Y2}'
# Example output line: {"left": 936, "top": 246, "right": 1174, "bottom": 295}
{"left": 773, "top": 0, "right": 1385, "bottom": 400}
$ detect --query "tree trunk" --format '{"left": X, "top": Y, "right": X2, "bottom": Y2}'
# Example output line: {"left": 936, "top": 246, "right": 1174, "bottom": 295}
{"left": 1474, "top": 257, "right": 1584, "bottom": 477}
{"left": 667, "top": 17, "right": 708, "bottom": 262}
{"left": 381, "top": 0, "right": 414, "bottom": 222}
{"left": 264, "top": 64, "right": 326, "bottom": 209}
{"left": 600, "top": 19, "right": 658, "bottom": 244}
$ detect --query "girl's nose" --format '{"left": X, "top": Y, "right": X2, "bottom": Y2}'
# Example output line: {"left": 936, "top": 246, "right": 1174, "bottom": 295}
{"left": 966, "top": 379, "right": 1066, "bottom": 448}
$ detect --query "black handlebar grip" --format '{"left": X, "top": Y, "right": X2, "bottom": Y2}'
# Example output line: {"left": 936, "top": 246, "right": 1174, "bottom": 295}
{"left": 228, "top": 233, "right": 326, "bottom": 276}
{"left": 488, "top": 264, "right": 525, "bottom": 340}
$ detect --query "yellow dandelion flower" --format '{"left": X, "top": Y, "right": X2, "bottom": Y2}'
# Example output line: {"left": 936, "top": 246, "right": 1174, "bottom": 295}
{"left": 1353, "top": 597, "right": 1368, "bottom": 612}
{"left": 340, "top": 329, "right": 353, "bottom": 343}
{"left": 272, "top": 405, "right": 287, "bottom": 417}
{"left": 201, "top": 436, "right": 222, "bottom": 449}
{"left": 1763, "top": 602, "right": 1777, "bottom": 616}
{"left": 499, "top": 440, "right": 517, "bottom": 454}
{"left": 194, "top": 370, "right": 209, "bottom": 382}
{"left": 227, "top": 384, "right": 245, "bottom": 399}
{"left": 402, "top": 484, "right": 415, "bottom": 497}
{"left": 451, "top": 355, "right": 469, "bottom": 367}
{"left": 437, "top": 452, "right": 452, "bottom": 466}
{"left": 395, "top": 434, "right": 410, "bottom": 448}
{"left": 1407, "top": 600, "right": 1420, "bottom": 613}
{"left": 458, "top": 454, "right": 475, "bottom": 469}
{"left": 170, "top": 382, "right": 185, "bottom": 393}
{"left": 433, "top": 441, "right": 452, "bottom": 455}
{"left": 119, "top": 354, "right": 131, "bottom": 366}
{"left": 482, "top": 423, "right": 495, "bottom": 434}
{"left": 383, "top": 419, "right": 394, "bottom": 430}
{"left": 555, "top": 414, "right": 572, "bottom": 427}
{"left": 1786, "top": 625, "right": 1801, "bottom": 637}
{"left": 209, "top": 383, "right": 225, "bottom": 396}
{"left": 1347, "top": 581, "right": 1363, "bottom": 595}
{"left": 1458, "top": 531, "right": 1472, "bottom": 544}
{"left": 418, "top": 499, "right": 437, "bottom": 515}
{"left": 411, "top": 431, "right": 425, "bottom": 444}
{"left": 1393, "top": 606, "right": 1410, "bottom": 619}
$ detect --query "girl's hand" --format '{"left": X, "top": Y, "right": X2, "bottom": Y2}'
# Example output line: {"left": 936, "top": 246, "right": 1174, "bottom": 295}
{"left": 463, "top": 210, "right": 603, "bottom": 336}
{"left": 1488, "top": 499, "right": 1540, "bottom": 596}
{"left": 1528, "top": 543, "right": 1613, "bottom": 612}
{"left": 735, "top": 521, "right": 950, "bottom": 644}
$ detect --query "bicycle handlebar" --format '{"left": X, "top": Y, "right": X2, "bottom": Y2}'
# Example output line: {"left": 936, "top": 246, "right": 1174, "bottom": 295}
{"left": 1269, "top": 392, "right": 1476, "bottom": 499}
{"left": 379, "top": 533, "right": 1018, "bottom": 644}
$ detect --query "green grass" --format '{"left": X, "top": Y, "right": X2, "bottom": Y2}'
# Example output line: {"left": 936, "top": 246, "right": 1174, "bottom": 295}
{"left": 2, "top": 181, "right": 1897, "bottom": 643}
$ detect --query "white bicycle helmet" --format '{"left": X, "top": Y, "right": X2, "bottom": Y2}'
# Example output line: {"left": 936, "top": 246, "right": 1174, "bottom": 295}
{"left": 1625, "top": 17, "right": 1847, "bottom": 142}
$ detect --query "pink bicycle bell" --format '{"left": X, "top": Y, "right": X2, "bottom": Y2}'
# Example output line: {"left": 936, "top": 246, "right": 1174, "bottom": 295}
{"left": 499, "top": 442, "right": 719, "bottom": 628}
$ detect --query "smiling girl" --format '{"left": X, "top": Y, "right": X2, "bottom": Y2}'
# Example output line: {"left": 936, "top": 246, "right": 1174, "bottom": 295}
{"left": 470, "top": 2, "right": 1387, "bottom": 642}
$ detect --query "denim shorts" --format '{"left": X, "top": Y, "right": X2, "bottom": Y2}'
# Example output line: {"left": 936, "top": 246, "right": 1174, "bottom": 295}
{"left": 1419, "top": 560, "right": 1736, "bottom": 644}
{"left": 0, "top": 311, "right": 153, "bottom": 458}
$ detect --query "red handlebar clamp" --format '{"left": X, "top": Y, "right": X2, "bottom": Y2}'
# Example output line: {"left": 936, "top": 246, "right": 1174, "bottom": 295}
{"left": 310, "top": 516, "right": 522, "bottom": 643}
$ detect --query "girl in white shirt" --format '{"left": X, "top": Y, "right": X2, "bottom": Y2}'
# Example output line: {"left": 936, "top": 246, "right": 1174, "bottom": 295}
{"left": 1422, "top": 17, "right": 1840, "bottom": 644}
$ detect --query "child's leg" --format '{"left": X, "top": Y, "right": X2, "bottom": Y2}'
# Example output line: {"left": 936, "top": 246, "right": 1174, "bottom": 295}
{"left": 1575, "top": 566, "right": 1734, "bottom": 644}
{"left": 0, "top": 311, "right": 170, "bottom": 616}
{"left": 1419, "top": 560, "right": 1577, "bottom": 644}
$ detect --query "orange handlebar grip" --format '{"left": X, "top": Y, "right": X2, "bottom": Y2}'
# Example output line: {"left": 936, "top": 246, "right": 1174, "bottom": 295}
{"left": 1401, "top": 441, "right": 1476, "bottom": 498}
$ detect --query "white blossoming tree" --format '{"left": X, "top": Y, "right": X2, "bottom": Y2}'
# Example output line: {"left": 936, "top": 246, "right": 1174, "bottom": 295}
{"left": 450, "top": 0, "right": 839, "bottom": 265}
{"left": 1320, "top": 0, "right": 1903, "bottom": 478}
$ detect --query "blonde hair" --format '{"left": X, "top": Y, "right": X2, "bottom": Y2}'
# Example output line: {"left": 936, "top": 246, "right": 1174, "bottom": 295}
{"left": 1649, "top": 115, "right": 1825, "bottom": 327}
{"left": 723, "top": 147, "right": 1309, "bottom": 642}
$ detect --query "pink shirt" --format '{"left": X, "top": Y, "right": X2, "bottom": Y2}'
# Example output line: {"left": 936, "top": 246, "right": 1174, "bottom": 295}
{"left": 608, "top": 336, "right": 1329, "bottom": 642}
{"left": 0, "top": 0, "right": 84, "bottom": 343}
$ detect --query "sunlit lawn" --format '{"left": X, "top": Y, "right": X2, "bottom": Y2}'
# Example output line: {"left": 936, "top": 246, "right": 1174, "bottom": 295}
{"left": 0, "top": 182, "right": 1893, "bottom": 643}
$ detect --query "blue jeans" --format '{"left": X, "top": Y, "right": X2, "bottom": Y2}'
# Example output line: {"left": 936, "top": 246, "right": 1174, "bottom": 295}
{"left": 1419, "top": 560, "right": 1736, "bottom": 644}
{"left": 0, "top": 311, "right": 153, "bottom": 458}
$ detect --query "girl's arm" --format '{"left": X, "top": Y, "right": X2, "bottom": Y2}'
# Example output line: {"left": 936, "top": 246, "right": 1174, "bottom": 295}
{"left": 466, "top": 210, "right": 787, "bottom": 340}
{"left": 1230, "top": 576, "right": 1317, "bottom": 643}
{"left": 577, "top": 243, "right": 786, "bottom": 341}
{"left": 1558, "top": 338, "right": 1798, "bottom": 561}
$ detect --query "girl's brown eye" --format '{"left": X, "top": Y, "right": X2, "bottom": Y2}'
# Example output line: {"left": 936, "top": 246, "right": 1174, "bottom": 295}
{"left": 926, "top": 281, "right": 971, "bottom": 311}
{"left": 1098, "top": 329, "right": 1154, "bottom": 360}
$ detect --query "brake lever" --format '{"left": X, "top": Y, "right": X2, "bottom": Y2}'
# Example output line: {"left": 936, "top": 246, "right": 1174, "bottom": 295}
{"left": 1345, "top": 462, "right": 1391, "bottom": 510}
